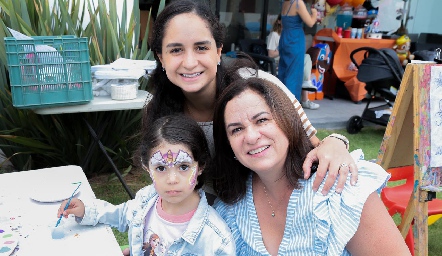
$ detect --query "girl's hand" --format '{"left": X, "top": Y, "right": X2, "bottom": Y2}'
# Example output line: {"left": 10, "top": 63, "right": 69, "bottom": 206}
{"left": 311, "top": 7, "right": 318, "bottom": 16}
{"left": 303, "top": 136, "right": 358, "bottom": 195}
{"left": 57, "top": 198, "right": 85, "bottom": 218}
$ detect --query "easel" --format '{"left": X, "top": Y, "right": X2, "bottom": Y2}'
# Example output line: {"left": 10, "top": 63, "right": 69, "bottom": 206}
{"left": 377, "top": 63, "right": 442, "bottom": 256}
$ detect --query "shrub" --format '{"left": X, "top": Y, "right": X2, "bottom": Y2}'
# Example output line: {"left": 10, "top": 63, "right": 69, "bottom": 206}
{"left": 0, "top": 0, "right": 164, "bottom": 176}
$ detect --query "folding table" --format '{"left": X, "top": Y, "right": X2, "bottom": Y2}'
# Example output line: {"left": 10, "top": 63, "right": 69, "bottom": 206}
{"left": 0, "top": 165, "right": 123, "bottom": 255}
{"left": 33, "top": 90, "right": 152, "bottom": 199}
{"left": 313, "top": 28, "right": 396, "bottom": 102}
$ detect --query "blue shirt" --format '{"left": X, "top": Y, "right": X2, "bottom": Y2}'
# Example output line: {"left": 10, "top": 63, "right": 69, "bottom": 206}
{"left": 79, "top": 186, "right": 235, "bottom": 256}
{"left": 214, "top": 151, "right": 390, "bottom": 255}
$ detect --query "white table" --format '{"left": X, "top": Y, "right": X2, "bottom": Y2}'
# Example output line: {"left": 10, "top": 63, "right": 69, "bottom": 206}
{"left": 0, "top": 165, "right": 123, "bottom": 256}
{"left": 32, "top": 91, "right": 152, "bottom": 199}
{"left": 33, "top": 90, "right": 151, "bottom": 115}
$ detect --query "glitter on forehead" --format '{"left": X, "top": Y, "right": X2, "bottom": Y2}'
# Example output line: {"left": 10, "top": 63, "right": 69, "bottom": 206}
{"left": 150, "top": 151, "right": 165, "bottom": 166}
{"left": 175, "top": 150, "right": 193, "bottom": 164}
{"left": 188, "top": 165, "right": 198, "bottom": 186}
{"left": 149, "top": 149, "right": 193, "bottom": 168}
{"left": 165, "top": 150, "right": 174, "bottom": 167}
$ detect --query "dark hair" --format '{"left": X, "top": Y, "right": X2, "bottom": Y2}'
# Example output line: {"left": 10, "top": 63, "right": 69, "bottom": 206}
{"left": 143, "top": 0, "right": 226, "bottom": 126}
{"left": 212, "top": 78, "right": 314, "bottom": 204}
{"left": 143, "top": 0, "right": 257, "bottom": 127}
{"left": 136, "top": 114, "right": 211, "bottom": 190}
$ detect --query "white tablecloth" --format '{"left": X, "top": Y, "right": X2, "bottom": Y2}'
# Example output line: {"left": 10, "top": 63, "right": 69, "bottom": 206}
{"left": 0, "top": 166, "right": 123, "bottom": 256}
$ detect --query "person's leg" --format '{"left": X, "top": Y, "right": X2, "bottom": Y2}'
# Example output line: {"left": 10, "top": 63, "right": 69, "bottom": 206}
{"left": 302, "top": 90, "right": 309, "bottom": 102}
{"left": 301, "top": 54, "right": 319, "bottom": 110}
{"left": 303, "top": 54, "right": 312, "bottom": 82}
{"left": 301, "top": 90, "right": 320, "bottom": 110}
{"left": 302, "top": 54, "right": 317, "bottom": 90}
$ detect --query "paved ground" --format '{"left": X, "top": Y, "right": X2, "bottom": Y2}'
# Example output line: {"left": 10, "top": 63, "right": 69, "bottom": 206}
{"left": 304, "top": 96, "right": 387, "bottom": 130}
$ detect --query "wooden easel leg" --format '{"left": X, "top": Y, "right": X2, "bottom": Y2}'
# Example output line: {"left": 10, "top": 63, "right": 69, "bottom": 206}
{"left": 414, "top": 190, "right": 429, "bottom": 256}
{"left": 398, "top": 192, "right": 416, "bottom": 238}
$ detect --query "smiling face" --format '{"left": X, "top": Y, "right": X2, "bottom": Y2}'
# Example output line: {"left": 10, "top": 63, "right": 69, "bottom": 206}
{"left": 157, "top": 13, "right": 222, "bottom": 95}
{"left": 223, "top": 89, "right": 289, "bottom": 174}
{"left": 144, "top": 142, "right": 201, "bottom": 209}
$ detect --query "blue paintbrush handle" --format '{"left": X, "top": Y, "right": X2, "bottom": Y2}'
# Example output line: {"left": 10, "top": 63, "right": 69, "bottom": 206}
{"left": 55, "top": 182, "right": 82, "bottom": 227}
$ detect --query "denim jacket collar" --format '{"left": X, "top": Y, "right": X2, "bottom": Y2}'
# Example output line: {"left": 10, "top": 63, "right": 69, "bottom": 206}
{"left": 177, "top": 190, "right": 209, "bottom": 245}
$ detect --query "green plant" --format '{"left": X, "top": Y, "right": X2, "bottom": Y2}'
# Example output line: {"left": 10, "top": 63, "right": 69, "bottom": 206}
{"left": 315, "top": 128, "right": 385, "bottom": 161}
{"left": 0, "top": 0, "right": 164, "bottom": 175}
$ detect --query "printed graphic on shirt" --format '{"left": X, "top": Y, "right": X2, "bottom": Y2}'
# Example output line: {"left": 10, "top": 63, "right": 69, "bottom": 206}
{"left": 143, "top": 230, "right": 167, "bottom": 256}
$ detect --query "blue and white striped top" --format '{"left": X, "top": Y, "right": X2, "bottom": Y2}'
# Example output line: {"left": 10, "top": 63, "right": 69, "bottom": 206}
{"left": 214, "top": 150, "right": 390, "bottom": 255}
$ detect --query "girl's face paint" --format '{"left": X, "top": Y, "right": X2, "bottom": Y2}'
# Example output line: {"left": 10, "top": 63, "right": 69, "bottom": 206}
{"left": 141, "top": 158, "right": 157, "bottom": 186}
{"left": 143, "top": 143, "right": 201, "bottom": 189}
{"left": 148, "top": 149, "right": 199, "bottom": 188}
{"left": 188, "top": 164, "right": 198, "bottom": 187}
{"left": 141, "top": 142, "right": 203, "bottom": 210}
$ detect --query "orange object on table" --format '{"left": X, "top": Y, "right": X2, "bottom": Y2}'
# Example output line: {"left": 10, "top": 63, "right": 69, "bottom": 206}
{"left": 313, "top": 29, "right": 396, "bottom": 102}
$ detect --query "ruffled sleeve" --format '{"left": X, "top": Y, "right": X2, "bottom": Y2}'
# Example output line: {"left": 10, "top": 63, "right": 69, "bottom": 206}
{"left": 312, "top": 149, "right": 390, "bottom": 255}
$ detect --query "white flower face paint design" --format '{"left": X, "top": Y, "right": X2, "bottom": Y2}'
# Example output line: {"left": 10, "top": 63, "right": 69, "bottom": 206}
{"left": 148, "top": 149, "right": 199, "bottom": 187}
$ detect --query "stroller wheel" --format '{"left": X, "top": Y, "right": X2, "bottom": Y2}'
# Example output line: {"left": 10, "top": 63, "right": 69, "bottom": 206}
{"left": 347, "top": 115, "right": 363, "bottom": 134}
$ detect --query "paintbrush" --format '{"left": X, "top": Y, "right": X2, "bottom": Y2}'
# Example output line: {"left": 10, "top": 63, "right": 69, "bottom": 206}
{"left": 51, "top": 182, "right": 82, "bottom": 239}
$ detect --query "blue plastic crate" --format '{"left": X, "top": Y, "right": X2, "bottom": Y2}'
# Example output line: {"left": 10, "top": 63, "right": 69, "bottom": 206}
{"left": 4, "top": 36, "right": 93, "bottom": 109}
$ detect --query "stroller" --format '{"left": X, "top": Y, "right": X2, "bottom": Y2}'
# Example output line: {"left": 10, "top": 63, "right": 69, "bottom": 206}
{"left": 346, "top": 47, "right": 404, "bottom": 134}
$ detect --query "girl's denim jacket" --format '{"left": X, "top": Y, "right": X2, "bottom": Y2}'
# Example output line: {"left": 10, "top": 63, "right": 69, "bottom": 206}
{"left": 78, "top": 186, "right": 235, "bottom": 256}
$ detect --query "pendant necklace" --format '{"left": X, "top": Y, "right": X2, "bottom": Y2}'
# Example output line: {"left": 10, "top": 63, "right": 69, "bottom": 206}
{"left": 263, "top": 185, "right": 276, "bottom": 217}
{"left": 262, "top": 173, "right": 288, "bottom": 218}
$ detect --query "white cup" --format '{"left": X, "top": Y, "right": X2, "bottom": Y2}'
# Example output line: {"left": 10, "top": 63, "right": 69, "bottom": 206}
{"left": 356, "top": 28, "right": 363, "bottom": 39}
{"left": 351, "top": 28, "right": 357, "bottom": 39}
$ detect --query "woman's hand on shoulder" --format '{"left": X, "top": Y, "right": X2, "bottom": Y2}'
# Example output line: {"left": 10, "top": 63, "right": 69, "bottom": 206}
{"left": 303, "top": 135, "right": 358, "bottom": 195}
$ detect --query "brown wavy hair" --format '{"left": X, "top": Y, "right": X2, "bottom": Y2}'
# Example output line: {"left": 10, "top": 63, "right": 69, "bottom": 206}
{"left": 272, "top": 14, "right": 282, "bottom": 35}
{"left": 212, "top": 77, "right": 314, "bottom": 204}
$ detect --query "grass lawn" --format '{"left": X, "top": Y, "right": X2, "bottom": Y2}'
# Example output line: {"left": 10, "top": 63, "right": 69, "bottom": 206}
{"left": 90, "top": 126, "right": 442, "bottom": 255}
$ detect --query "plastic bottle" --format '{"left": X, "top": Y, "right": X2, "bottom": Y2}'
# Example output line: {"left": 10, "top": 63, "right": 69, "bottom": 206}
{"left": 351, "top": 5, "right": 368, "bottom": 29}
{"left": 336, "top": 4, "right": 353, "bottom": 30}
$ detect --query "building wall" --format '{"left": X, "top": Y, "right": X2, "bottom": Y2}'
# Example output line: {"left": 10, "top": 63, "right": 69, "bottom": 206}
{"left": 408, "top": 0, "right": 442, "bottom": 34}
{"left": 48, "top": 0, "right": 441, "bottom": 38}
{"left": 377, "top": 0, "right": 442, "bottom": 35}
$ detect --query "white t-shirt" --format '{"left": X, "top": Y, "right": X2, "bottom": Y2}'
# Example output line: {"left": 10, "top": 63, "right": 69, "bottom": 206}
{"left": 143, "top": 198, "right": 193, "bottom": 255}
{"left": 267, "top": 31, "right": 280, "bottom": 51}
{"left": 267, "top": 31, "right": 280, "bottom": 64}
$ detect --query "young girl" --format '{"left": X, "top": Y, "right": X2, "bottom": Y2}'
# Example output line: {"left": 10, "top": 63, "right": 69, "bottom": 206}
{"left": 57, "top": 115, "right": 235, "bottom": 256}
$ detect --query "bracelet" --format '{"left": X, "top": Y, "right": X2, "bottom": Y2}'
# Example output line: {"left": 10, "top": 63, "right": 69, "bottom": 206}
{"left": 322, "top": 133, "right": 349, "bottom": 150}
